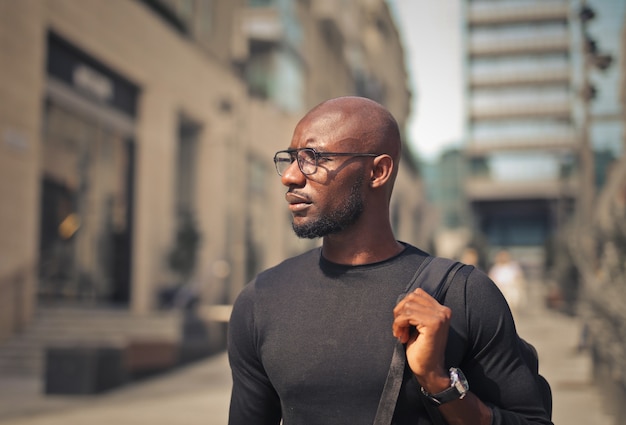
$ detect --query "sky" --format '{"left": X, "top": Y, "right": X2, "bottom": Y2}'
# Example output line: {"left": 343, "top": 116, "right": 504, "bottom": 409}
{"left": 388, "top": 0, "right": 465, "bottom": 161}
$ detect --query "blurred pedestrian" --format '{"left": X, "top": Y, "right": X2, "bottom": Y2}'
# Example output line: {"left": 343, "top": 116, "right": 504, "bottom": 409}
{"left": 488, "top": 250, "right": 527, "bottom": 317}
{"left": 228, "top": 97, "right": 551, "bottom": 425}
{"left": 459, "top": 247, "right": 480, "bottom": 268}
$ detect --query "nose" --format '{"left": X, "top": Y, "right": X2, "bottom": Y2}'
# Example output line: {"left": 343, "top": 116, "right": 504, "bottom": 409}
{"left": 280, "top": 159, "right": 306, "bottom": 187}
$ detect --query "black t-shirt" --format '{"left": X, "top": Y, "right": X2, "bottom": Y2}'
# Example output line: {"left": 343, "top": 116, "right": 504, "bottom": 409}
{"left": 228, "top": 244, "right": 552, "bottom": 425}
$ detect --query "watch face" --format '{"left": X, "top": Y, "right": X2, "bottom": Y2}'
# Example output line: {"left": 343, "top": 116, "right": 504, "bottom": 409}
{"left": 421, "top": 368, "right": 470, "bottom": 406}
{"left": 451, "top": 368, "right": 469, "bottom": 395}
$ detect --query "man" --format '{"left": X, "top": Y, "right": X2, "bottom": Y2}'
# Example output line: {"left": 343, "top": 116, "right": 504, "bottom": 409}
{"left": 489, "top": 250, "right": 527, "bottom": 318}
{"left": 228, "top": 97, "right": 552, "bottom": 425}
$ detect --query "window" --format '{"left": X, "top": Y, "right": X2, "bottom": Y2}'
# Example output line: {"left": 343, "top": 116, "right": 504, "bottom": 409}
{"left": 39, "top": 102, "right": 133, "bottom": 302}
{"left": 175, "top": 115, "right": 201, "bottom": 214}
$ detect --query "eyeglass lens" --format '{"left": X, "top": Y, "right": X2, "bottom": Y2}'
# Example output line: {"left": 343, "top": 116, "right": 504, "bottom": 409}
{"left": 274, "top": 149, "right": 317, "bottom": 176}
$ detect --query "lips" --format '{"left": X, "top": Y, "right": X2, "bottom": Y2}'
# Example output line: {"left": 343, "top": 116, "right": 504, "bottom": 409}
{"left": 285, "top": 192, "right": 312, "bottom": 212}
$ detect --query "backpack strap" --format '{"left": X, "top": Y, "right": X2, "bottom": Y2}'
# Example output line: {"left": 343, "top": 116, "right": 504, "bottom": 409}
{"left": 374, "top": 256, "right": 464, "bottom": 425}
{"left": 414, "top": 257, "right": 464, "bottom": 300}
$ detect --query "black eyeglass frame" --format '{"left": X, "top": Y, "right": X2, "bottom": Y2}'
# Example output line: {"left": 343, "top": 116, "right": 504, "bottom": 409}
{"left": 273, "top": 148, "right": 380, "bottom": 176}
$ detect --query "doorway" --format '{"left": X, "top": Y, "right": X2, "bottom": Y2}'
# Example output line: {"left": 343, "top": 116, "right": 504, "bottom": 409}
{"left": 38, "top": 101, "right": 134, "bottom": 305}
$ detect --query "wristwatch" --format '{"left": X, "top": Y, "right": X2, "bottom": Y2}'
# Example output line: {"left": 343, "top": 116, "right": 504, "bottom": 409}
{"left": 420, "top": 367, "right": 469, "bottom": 406}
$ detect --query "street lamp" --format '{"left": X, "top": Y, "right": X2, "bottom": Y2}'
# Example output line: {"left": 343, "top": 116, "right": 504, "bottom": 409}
{"left": 577, "top": 2, "right": 613, "bottom": 260}
{"left": 578, "top": 5, "right": 595, "bottom": 23}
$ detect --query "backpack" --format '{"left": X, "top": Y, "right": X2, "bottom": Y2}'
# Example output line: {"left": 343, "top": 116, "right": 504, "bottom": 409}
{"left": 374, "top": 256, "right": 552, "bottom": 425}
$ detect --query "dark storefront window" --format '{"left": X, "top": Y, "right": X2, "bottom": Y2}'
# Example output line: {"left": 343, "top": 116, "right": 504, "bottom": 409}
{"left": 39, "top": 32, "right": 139, "bottom": 305}
{"left": 39, "top": 102, "right": 133, "bottom": 303}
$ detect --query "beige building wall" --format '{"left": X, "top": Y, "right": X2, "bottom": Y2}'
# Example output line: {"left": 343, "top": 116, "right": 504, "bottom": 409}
{"left": 0, "top": 0, "right": 45, "bottom": 338}
{"left": 302, "top": 2, "right": 355, "bottom": 107}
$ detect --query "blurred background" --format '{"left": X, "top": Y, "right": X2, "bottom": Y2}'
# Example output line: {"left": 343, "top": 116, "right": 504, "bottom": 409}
{"left": 0, "top": 0, "right": 625, "bottom": 422}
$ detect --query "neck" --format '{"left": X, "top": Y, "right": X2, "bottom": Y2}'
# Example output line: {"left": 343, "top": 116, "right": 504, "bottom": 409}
{"left": 321, "top": 229, "right": 404, "bottom": 265}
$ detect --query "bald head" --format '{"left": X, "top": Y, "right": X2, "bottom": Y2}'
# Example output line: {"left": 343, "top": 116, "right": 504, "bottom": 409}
{"left": 304, "top": 97, "right": 402, "bottom": 164}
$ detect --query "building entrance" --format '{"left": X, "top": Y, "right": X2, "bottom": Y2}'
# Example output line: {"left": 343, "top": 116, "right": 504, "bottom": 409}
{"left": 38, "top": 101, "right": 134, "bottom": 304}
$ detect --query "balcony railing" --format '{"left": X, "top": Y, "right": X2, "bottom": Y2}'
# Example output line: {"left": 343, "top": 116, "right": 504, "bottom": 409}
{"left": 469, "top": 1, "right": 569, "bottom": 25}
{"left": 464, "top": 177, "right": 576, "bottom": 201}
{"left": 469, "top": 35, "right": 569, "bottom": 57}
{"left": 470, "top": 68, "right": 570, "bottom": 88}
{"left": 465, "top": 133, "right": 578, "bottom": 156}
{"left": 470, "top": 100, "right": 571, "bottom": 120}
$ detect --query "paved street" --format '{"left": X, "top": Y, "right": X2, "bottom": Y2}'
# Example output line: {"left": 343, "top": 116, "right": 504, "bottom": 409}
{"left": 514, "top": 283, "right": 616, "bottom": 425}
{"left": 0, "top": 281, "right": 617, "bottom": 425}
{"left": 0, "top": 350, "right": 232, "bottom": 425}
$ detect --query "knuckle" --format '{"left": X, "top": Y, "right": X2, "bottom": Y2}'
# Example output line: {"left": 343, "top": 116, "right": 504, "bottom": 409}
{"left": 436, "top": 306, "right": 452, "bottom": 322}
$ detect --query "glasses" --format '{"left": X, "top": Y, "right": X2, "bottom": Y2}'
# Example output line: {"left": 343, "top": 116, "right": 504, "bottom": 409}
{"left": 273, "top": 148, "right": 379, "bottom": 176}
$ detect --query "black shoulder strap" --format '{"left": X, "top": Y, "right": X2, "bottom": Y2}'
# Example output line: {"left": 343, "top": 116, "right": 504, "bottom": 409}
{"left": 374, "top": 256, "right": 464, "bottom": 425}
{"left": 402, "top": 256, "right": 463, "bottom": 301}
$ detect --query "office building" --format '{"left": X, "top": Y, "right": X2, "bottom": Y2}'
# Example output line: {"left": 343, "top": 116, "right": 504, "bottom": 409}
{"left": 462, "top": 0, "right": 624, "bottom": 271}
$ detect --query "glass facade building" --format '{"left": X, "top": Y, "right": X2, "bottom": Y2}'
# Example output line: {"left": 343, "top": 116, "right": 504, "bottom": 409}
{"left": 462, "top": 0, "right": 625, "bottom": 271}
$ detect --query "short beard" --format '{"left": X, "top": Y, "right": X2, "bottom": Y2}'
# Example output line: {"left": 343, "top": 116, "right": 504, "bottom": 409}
{"left": 292, "top": 176, "right": 365, "bottom": 239}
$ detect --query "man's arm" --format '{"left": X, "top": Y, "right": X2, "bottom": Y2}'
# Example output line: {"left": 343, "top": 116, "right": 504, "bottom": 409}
{"left": 393, "top": 268, "right": 552, "bottom": 425}
{"left": 228, "top": 282, "right": 282, "bottom": 425}
{"left": 460, "top": 269, "right": 552, "bottom": 424}
{"left": 393, "top": 286, "right": 492, "bottom": 425}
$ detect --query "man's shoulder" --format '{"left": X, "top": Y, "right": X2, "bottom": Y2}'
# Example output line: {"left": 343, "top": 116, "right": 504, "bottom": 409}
{"left": 234, "top": 248, "right": 321, "bottom": 304}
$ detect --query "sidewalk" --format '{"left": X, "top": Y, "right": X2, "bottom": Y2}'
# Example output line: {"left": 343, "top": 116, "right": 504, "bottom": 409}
{"left": 0, "top": 283, "right": 616, "bottom": 425}
{"left": 514, "top": 281, "right": 616, "bottom": 425}
{"left": 0, "top": 352, "right": 232, "bottom": 425}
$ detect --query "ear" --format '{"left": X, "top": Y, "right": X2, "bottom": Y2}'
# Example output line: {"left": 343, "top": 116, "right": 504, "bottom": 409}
{"left": 369, "top": 154, "right": 394, "bottom": 188}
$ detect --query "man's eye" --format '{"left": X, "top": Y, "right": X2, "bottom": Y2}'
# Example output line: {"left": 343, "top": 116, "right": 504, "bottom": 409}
{"left": 299, "top": 154, "right": 316, "bottom": 164}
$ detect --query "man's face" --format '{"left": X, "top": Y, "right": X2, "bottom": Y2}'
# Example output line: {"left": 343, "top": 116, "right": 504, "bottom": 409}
{"left": 280, "top": 111, "right": 370, "bottom": 239}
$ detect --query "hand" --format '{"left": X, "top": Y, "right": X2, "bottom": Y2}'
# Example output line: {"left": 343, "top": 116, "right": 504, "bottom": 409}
{"left": 392, "top": 288, "right": 452, "bottom": 391}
